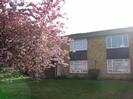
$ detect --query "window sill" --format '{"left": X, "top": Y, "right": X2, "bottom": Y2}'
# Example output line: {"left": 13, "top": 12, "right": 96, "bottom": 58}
{"left": 106, "top": 46, "right": 129, "bottom": 49}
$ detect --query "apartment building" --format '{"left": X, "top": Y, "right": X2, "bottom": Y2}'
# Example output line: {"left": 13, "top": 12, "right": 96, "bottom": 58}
{"left": 61, "top": 27, "right": 133, "bottom": 79}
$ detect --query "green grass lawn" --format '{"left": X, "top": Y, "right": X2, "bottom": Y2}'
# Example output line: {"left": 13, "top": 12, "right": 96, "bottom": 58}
{"left": 0, "top": 79, "right": 133, "bottom": 99}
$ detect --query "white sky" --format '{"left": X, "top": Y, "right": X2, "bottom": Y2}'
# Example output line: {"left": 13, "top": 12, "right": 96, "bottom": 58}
{"left": 30, "top": 0, "right": 133, "bottom": 35}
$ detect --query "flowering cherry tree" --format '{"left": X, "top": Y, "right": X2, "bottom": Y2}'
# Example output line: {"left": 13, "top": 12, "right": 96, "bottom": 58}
{"left": 0, "top": 0, "right": 69, "bottom": 78}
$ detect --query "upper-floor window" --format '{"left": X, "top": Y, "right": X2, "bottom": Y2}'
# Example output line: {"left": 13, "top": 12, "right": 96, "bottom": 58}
{"left": 106, "top": 35, "right": 129, "bottom": 49}
{"left": 70, "top": 39, "right": 87, "bottom": 51}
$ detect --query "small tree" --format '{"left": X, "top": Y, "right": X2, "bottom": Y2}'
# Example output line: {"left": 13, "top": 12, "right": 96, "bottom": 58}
{"left": 0, "top": 0, "right": 69, "bottom": 79}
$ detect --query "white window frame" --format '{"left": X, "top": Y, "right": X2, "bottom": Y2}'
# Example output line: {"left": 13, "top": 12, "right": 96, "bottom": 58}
{"left": 69, "top": 60, "right": 88, "bottom": 73}
{"left": 106, "top": 35, "right": 129, "bottom": 49}
{"left": 70, "top": 39, "right": 87, "bottom": 52}
{"left": 107, "top": 59, "right": 130, "bottom": 74}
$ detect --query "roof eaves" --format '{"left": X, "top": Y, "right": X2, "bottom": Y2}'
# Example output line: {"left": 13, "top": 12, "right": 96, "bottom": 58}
{"left": 68, "top": 27, "right": 133, "bottom": 39}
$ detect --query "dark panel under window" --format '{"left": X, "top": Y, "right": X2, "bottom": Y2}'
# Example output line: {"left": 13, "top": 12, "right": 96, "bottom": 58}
{"left": 107, "top": 48, "right": 129, "bottom": 59}
{"left": 70, "top": 51, "right": 87, "bottom": 60}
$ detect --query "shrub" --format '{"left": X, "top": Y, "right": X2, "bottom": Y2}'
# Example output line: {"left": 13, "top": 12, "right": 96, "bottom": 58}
{"left": 0, "top": 67, "right": 8, "bottom": 73}
{"left": 10, "top": 71, "right": 21, "bottom": 78}
{"left": 57, "top": 76, "right": 68, "bottom": 79}
{"left": 0, "top": 67, "right": 25, "bottom": 83}
{"left": 87, "top": 69, "right": 100, "bottom": 80}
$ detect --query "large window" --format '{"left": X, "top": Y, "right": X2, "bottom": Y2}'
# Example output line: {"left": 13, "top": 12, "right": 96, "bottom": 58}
{"left": 70, "top": 39, "right": 87, "bottom": 51}
{"left": 106, "top": 35, "right": 129, "bottom": 49}
{"left": 69, "top": 60, "right": 88, "bottom": 73}
{"left": 107, "top": 59, "right": 130, "bottom": 73}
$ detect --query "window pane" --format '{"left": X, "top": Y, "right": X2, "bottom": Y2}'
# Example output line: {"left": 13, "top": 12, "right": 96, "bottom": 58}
{"left": 106, "top": 35, "right": 129, "bottom": 48}
{"left": 106, "top": 37, "right": 111, "bottom": 48}
{"left": 75, "top": 40, "right": 80, "bottom": 50}
{"left": 82, "top": 39, "right": 87, "bottom": 50}
{"left": 70, "top": 40, "right": 74, "bottom": 51}
{"left": 107, "top": 60, "right": 113, "bottom": 71}
{"left": 123, "top": 35, "right": 128, "bottom": 47}
{"left": 107, "top": 59, "right": 130, "bottom": 73}
{"left": 112, "top": 35, "right": 122, "bottom": 48}
{"left": 70, "top": 39, "right": 87, "bottom": 51}
{"left": 69, "top": 61, "right": 88, "bottom": 73}
{"left": 113, "top": 59, "right": 123, "bottom": 72}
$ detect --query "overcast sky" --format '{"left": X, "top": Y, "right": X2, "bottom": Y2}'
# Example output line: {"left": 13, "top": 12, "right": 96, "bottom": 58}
{"left": 31, "top": 0, "right": 133, "bottom": 35}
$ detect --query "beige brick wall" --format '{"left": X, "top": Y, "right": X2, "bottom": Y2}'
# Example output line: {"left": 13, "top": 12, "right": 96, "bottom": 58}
{"left": 87, "top": 36, "right": 107, "bottom": 77}
{"left": 62, "top": 33, "right": 133, "bottom": 79}
{"left": 128, "top": 33, "right": 133, "bottom": 78}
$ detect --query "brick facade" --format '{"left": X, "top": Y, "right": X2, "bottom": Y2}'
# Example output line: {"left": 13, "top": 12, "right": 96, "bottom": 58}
{"left": 61, "top": 27, "right": 133, "bottom": 79}
{"left": 128, "top": 33, "right": 133, "bottom": 78}
{"left": 87, "top": 36, "right": 107, "bottom": 78}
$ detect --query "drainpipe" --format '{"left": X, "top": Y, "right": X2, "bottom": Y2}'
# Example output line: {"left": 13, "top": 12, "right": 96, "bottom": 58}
{"left": 94, "top": 59, "right": 97, "bottom": 69}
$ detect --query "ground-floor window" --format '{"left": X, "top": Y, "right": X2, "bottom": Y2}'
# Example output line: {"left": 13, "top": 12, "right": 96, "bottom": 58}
{"left": 69, "top": 60, "right": 88, "bottom": 73}
{"left": 107, "top": 59, "right": 130, "bottom": 73}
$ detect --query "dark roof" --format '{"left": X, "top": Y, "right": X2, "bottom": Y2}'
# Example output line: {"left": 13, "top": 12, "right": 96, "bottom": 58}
{"left": 68, "top": 27, "right": 133, "bottom": 39}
